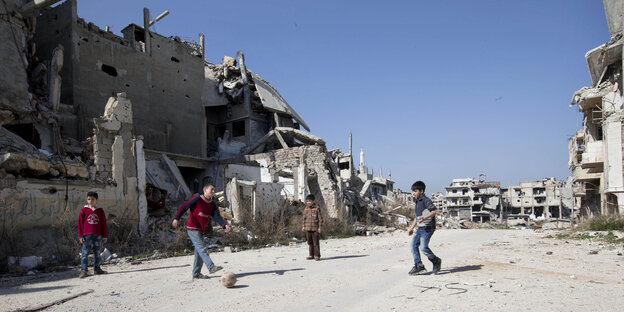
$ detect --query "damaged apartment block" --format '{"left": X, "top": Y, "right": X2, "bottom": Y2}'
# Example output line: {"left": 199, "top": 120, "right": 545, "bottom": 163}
{"left": 569, "top": 0, "right": 624, "bottom": 217}
{"left": 1, "top": 0, "right": 406, "bottom": 261}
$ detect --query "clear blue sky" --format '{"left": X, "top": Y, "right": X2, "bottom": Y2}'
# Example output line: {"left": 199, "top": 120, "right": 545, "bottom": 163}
{"left": 76, "top": 0, "right": 608, "bottom": 193}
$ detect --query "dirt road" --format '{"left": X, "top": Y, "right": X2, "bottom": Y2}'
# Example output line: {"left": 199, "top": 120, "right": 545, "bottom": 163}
{"left": 2, "top": 229, "right": 623, "bottom": 312}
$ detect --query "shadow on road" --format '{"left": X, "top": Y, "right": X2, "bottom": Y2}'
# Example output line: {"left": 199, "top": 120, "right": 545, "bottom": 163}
{"left": 428, "top": 264, "right": 483, "bottom": 275}
{"left": 320, "top": 255, "right": 369, "bottom": 261}
{"left": 0, "top": 285, "right": 71, "bottom": 295}
{"left": 107, "top": 264, "right": 190, "bottom": 275}
{"left": 236, "top": 268, "right": 305, "bottom": 278}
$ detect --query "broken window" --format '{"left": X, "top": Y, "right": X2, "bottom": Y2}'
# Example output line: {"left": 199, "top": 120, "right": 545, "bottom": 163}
{"left": 232, "top": 120, "right": 245, "bottom": 137}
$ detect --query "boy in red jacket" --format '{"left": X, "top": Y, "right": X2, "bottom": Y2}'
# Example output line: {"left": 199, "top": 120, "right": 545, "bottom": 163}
{"left": 77, "top": 191, "right": 108, "bottom": 278}
{"left": 172, "top": 184, "right": 231, "bottom": 279}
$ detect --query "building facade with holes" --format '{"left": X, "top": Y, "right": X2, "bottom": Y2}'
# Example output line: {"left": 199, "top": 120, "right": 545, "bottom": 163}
{"left": 568, "top": 0, "right": 624, "bottom": 216}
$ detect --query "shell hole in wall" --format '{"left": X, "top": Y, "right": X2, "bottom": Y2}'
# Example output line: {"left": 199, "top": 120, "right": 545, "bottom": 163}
{"left": 125, "top": 83, "right": 130, "bottom": 87}
{"left": 185, "top": 94, "right": 190, "bottom": 98}
{"left": 81, "top": 37, "right": 89, "bottom": 42}
{"left": 101, "top": 64, "right": 118, "bottom": 77}
{"left": 171, "top": 57, "right": 180, "bottom": 63}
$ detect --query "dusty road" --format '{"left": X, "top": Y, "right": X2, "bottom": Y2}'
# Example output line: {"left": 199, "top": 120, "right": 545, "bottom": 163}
{"left": 2, "top": 229, "right": 624, "bottom": 312}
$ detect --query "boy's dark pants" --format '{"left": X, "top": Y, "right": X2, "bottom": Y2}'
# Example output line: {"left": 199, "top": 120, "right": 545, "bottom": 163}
{"left": 306, "top": 231, "right": 321, "bottom": 257}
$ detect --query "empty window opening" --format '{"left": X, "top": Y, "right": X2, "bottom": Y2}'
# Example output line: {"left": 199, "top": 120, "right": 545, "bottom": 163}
{"left": 133, "top": 28, "right": 145, "bottom": 42}
{"left": 232, "top": 120, "right": 245, "bottom": 137}
{"left": 171, "top": 56, "right": 180, "bottom": 63}
{"left": 338, "top": 162, "right": 349, "bottom": 170}
{"left": 3, "top": 124, "right": 41, "bottom": 148}
{"left": 101, "top": 64, "right": 118, "bottom": 77}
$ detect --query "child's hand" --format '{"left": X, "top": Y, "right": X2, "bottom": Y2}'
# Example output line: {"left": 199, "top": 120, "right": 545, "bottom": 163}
{"left": 79, "top": 237, "right": 85, "bottom": 244}
{"left": 407, "top": 228, "right": 414, "bottom": 236}
{"left": 302, "top": 228, "right": 305, "bottom": 232}
{"left": 318, "top": 228, "right": 322, "bottom": 234}
{"left": 225, "top": 224, "right": 232, "bottom": 233}
{"left": 171, "top": 219, "right": 179, "bottom": 228}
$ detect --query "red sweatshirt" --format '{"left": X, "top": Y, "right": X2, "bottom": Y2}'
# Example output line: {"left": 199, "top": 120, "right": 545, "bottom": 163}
{"left": 175, "top": 195, "right": 226, "bottom": 233}
{"left": 77, "top": 206, "right": 108, "bottom": 238}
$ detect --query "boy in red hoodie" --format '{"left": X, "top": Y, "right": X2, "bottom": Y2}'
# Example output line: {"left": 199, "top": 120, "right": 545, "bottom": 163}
{"left": 77, "top": 191, "right": 108, "bottom": 278}
{"left": 172, "top": 183, "right": 231, "bottom": 279}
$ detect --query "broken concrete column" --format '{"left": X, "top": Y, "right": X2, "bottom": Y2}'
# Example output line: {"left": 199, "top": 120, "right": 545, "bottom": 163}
{"left": 48, "top": 44, "right": 64, "bottom": 112}
{"left": 226, "top": 177, "right": 241, "bottom": 223}
{"left": 136, "top": 138, "right": 148, "bottom": 235}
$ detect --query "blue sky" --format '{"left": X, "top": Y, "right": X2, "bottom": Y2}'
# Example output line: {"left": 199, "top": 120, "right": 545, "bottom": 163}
{"left": 76, "top": 0, "right": 608, "bottom": 193}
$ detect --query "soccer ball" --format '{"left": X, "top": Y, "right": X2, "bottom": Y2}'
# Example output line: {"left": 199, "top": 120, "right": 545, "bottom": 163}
{"left": 220, "top": 272, "right": 237, "bottom": 288}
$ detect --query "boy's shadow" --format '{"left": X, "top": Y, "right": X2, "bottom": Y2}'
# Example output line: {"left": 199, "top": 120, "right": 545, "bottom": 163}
{"left": 107, "top": 264, "right": 190, "bottom": 275}
{"left": 424, "top": 264, "right": 483, "bottom": 275}
{"left": 320, "top": 255, "right": 368, "bottom": 261}
{"left": 236, "top": 268, "right": 305, "bottom": 278}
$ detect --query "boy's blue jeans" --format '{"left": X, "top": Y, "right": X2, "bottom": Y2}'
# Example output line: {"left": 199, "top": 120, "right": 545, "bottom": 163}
{"left": 187, "top": 230, "right": 215, "bottom": 276}
{"left": 411, "top": 227, "right": 437, "bottom": 266}
{"left": 80, "top": 235, "right": 102, "bottom": 271}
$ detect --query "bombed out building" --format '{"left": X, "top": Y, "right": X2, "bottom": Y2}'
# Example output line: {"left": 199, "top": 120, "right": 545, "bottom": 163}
{"left": 1, "top": 0, "right": 402, "bottom": 259}
{"left": 568, "top": 0, "right": 624, "bottom": 217}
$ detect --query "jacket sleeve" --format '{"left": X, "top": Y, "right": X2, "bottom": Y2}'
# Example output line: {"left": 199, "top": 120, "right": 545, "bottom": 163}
{"left": 100, "top": 209, "right": 108, "bottom": 238}
{"left": 317, "top": 208, "right": 324, "bottom": 228}
{"left": 211, "top": 203, "right": 227, "bottom": 228}
{"left": 425, "top": 197, "right": 437, "bottom": 212}
{"left": 77, "top": 209, "right": 85, "bottom": 238}
{"left": 175, "top": 196, "right": 200, "bottom": 220}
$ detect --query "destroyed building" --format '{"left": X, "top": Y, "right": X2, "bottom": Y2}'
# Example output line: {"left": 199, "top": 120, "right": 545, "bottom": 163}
{"left": 500, "top": 178, "right": 573, "bottom": 220}
{"left": 569, "top": 0, "right": 624, "bottom": 217}
{"left": 443, "top": 175, "right": 572, "bottom": 222}
{"left": 1, "top": 0, "right": 407, "bottom": 260}
{"left": 444, "top": 176, "right": 501, "bottom": 222}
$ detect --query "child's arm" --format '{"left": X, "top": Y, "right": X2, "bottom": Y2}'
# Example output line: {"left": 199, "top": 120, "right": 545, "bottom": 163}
{"left": 172, "top": 196, "right": 199, "bottom": 227}
{"left": 77, "top": 209, "right": 85, "bottom": 243}
{"left": 100, "top": 209, "right": 108, "bottom": 243}
{"left": 317, "top": 208, "right": 323, "bottom": 233}
{"left": 301, "top": 209, "right": 307, "bottom": 231}
{"left": 211, "top": 204, "right": 231, "bottom": 232}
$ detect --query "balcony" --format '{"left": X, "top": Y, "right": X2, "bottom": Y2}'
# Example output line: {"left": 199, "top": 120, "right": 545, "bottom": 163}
{"left": 581, "top": 141, "right": 604, "bottom": 169}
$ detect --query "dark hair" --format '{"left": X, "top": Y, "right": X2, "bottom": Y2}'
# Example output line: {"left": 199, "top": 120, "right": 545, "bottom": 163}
{"left": 411, "top": 181, "right": 426, "bottom": 191}
{"left": 305, "top": 194, "right": 315, "bottom": 201}
{"left": 87, "top": 191, "right": 99, "bottom": 199}
{"left": 203, "top": 183, "right": 215, "bottom": 190}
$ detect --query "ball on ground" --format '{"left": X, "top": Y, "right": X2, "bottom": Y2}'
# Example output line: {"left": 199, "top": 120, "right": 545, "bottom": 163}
{"left": 220, "top": 272, "right": 237, "bottom": 288}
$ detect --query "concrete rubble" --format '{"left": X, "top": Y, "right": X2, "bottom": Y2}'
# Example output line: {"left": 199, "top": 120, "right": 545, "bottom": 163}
{"left": 0, "top": 0, "right": 409, "bottom": 265}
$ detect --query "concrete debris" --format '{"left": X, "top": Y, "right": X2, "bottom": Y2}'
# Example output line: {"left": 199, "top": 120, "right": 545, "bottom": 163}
{"left": 0, "top": 0, "right": 412, "bottom": 260}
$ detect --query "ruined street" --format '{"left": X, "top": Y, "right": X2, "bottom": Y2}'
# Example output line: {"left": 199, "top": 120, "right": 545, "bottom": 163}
{"left": 2, "top": 229, "right": 623, "bottom": 312}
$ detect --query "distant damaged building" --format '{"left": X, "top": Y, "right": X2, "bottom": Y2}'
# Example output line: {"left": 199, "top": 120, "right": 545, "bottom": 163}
{"left": 444, "top": 177, "right": 501, "bottom": 222}
{"left": 569, "top": 0, "right": 624, "bottom": 216}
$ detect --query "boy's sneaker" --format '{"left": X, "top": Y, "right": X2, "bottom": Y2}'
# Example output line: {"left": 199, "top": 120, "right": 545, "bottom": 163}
{"left": 432, "top": 258, "right": 442, "bottom": 274}
{"left": 408, "top": 265, "right": 426, "bottom": 276}
{"left": 209, "top": 265, "right": 223, "bottom": 274}
{"left": 78, "top": 270, "right": 88, "bottom": 279}
{"left": 94, "top": 268, "right": 108, "bottom": 275}
{"left": 192, "top": 273, "right": 209, "bottom": 279}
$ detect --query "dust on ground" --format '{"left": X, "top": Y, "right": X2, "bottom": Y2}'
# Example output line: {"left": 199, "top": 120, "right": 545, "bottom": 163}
{"left": 1, "top": 229, "right": 623, "bottom": 312}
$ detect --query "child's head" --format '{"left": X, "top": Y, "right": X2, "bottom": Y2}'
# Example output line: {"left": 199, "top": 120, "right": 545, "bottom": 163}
{"left": 203, "top": 183, "right": 216, "bottom": 197}
{"left": 411, "top": 181, "right": 425, "bottom": 198}
{"left": 305, "top": 194, "right": 315, "bottom": 207}
{"left": 86, "top": 191, "right": 98, "bottom": 207}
